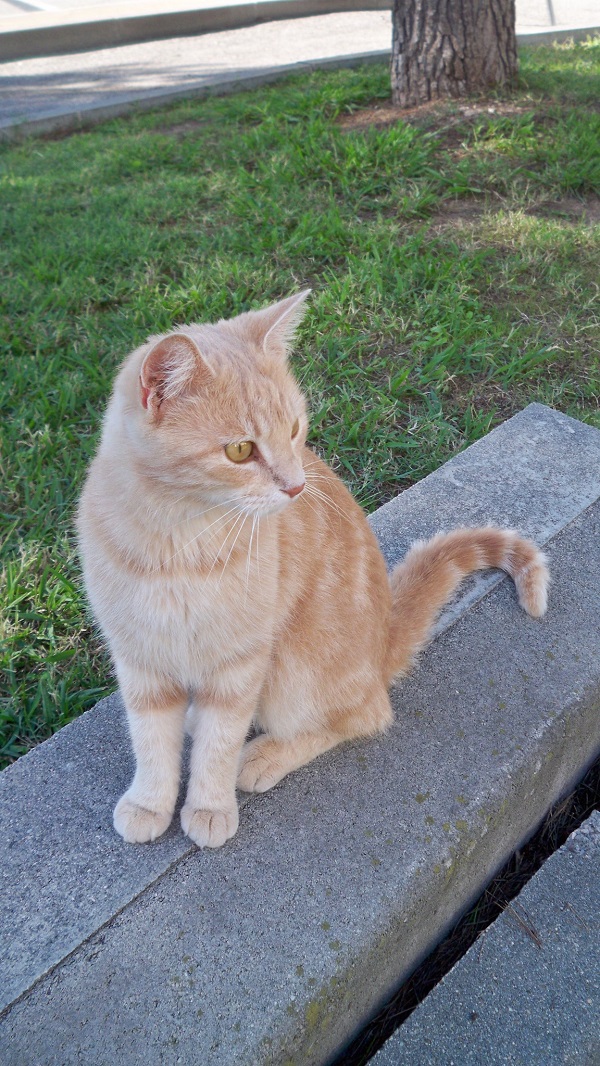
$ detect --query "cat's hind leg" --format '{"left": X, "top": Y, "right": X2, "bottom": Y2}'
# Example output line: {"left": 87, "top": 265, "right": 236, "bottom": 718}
{"left": 238, "top": 685, "right": 392, "bottom": 793}
{"left": 237, "top": 731, "right": 340, "bottom": 793}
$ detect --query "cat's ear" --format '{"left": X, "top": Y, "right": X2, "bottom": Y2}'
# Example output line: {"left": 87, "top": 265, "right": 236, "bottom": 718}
{"left": 139, "top": 333, "right": 207, "bottom": 416}
{"left": 255, "top": 289, "right": 311, "bottom": 357}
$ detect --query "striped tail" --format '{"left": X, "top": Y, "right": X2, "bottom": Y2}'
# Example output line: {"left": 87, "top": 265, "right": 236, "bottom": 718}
{"left": 385, "top": 527, "right": 549, "bottom": 682}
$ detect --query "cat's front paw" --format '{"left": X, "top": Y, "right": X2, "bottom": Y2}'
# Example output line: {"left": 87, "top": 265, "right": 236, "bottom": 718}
{"left": 114, "top": 793, "right": 173, "bottom": 843}
{"left": 180, "top": 803, "right": 239, "bottom": 848}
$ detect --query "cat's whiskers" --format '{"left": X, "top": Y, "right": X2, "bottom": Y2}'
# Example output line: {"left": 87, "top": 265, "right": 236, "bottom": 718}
{"left": 202, "top": 509, "right": 248, "bottom": 582}
{"left": 200, "top": 509, "right": 248, "bottom": 557}
{"left": 151, "top": 504, "right": 242, "bottom": 573}
{"left": 144, "top": 487, "right": 209, "bottom": 522}
{"left": 304, "top": 480, "right": 351, "bottom": 525}
{"left": 299, "top": 492, "right": 322, "bottom": 525}
{"left": 244, "top": 514, "right": 257, "bottom": 601}
{"left": 148, "top": 495, "right": 241, "bottom": 532}
{"left": 216, "top": 511, "right": 250, "bottom": 587}
{"left": 307, "top": 495, "right": 349, "bottom": 527}
{"left": 175, "top": 497, "right": 241, "bottom": 527}
{"left": 255, "top": 513, "right": 261, "bottom": 581}
{"left": 304, "top": 472, "right": 343, "bottom": 490}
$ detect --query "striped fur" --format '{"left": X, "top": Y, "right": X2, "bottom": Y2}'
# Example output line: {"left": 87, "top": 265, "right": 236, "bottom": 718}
{"left": 77, "top": 293, "right": 549, "bottom": 848}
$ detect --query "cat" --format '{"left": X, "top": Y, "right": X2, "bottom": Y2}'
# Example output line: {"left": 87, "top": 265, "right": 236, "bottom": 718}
{"left": 77, "top": 290, "right": 549, "bottom": 849}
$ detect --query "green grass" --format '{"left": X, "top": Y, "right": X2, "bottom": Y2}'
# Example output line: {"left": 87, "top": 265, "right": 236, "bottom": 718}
{"left": 1, "top": 39, "right": 599, "bottom": 767}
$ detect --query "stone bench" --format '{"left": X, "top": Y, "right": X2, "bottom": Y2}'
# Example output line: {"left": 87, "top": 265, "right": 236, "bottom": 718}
{"left": 1, "top": 402, "right": 600, "bottom": 1065}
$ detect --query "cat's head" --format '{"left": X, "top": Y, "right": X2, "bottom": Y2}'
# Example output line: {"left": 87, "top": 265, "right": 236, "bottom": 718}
{"left": 114, "top": 291, "right": 311, "bottom": 517}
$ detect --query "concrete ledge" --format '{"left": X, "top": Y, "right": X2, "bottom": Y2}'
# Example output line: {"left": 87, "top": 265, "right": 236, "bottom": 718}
{"left": 374, "top": 810, "right": 600, "bottom": 1065}
{"left": 1, "top": 404, "right": 600, "bottom": 1064}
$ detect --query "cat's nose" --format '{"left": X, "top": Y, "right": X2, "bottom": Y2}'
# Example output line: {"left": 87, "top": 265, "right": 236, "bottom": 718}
{"left": 282, "top": 481, "right": 305, "bottom": 499}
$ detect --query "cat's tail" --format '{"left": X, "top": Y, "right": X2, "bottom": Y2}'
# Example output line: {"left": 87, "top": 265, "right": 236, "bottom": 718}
{"left": 384, "top": 527, "right": 549, "bottom": 682}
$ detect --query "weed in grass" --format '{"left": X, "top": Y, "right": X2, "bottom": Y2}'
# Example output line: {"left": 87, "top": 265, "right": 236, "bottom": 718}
{"left": 1, "top": 41, "right": 599, "bottom": 764}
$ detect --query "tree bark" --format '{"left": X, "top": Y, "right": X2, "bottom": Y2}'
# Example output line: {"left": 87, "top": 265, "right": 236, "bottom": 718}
{"left": 391, "top": 0, "right": 517, "bottom": 108}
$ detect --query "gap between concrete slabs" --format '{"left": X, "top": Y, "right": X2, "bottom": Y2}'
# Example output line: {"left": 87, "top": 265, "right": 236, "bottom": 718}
{"left": 373, "top": 810, "right": 600, "bottom": 1066}
{"left": 1, "top": 404, "right": 600, "bottom": 1063}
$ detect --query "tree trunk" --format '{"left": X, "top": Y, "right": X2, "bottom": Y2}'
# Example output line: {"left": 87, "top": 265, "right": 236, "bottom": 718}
{"left": 391, "top": 0, "right": 517, "bottom": 108}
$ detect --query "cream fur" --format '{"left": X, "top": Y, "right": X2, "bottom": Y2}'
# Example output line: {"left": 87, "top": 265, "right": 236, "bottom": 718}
{"left": 77, "top": 292, "right": 549, "bottom": 848}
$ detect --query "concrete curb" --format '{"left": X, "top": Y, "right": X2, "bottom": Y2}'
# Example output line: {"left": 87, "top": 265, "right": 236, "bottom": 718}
{"left": 518, "top": 24, "right": 600, "bottom": 45}
{"left": 374, "top": 811, "right": 600, "bottom": 1065}
{"left": 1, "top": 404, "right": 600, "bottom": 1064}
{"left": 3, "top": 21, "right": 600, "bottom": 144}
{"left": 0, "top": 50, "right": 390, "bottom": 143}
{"left": 1, "top": 5, "right": 598, "bottom": 143}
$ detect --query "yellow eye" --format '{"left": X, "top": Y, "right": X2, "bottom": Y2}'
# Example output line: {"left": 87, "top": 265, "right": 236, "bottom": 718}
{"left": 225, "top": 441, "right": 254, "bottom": 463}
{"left": 291, "top": 418, "right": 300, "bottom": 438}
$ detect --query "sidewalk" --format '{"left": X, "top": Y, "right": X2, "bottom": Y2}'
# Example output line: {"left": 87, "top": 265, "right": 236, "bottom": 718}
{"left": 1, "top": 0, "right": 599, "bottom": 138}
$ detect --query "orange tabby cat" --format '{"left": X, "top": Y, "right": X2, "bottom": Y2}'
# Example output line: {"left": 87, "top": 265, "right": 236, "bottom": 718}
{"left": 77, "top": 291, "right": 548, "bottom": 848}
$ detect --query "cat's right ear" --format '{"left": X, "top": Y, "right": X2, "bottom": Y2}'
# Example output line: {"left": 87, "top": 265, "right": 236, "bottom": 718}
{"left": 139, "top": 333, "right": 207, "bottom": 417}
{"left": 258, "top": 289, "right": 311, "bottom": 357}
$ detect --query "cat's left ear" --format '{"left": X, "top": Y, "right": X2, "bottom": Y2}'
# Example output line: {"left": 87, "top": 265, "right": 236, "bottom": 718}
{"left": 255, "top": 289, "right": 311, "bottom": 357}
{"left": 139, "top": 332, "right": 208, "bottom": 417}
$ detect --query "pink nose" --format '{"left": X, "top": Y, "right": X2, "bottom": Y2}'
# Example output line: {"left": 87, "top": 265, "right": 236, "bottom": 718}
{"left": 282, "top": 482, "right": 305, "bottom": 499}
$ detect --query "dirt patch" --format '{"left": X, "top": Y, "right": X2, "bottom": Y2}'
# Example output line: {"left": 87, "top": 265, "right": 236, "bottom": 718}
{"left": 154, "top": 119, "right": 209, "bottom": 138}
{"left": 337, "top": 97, "right": 534, "bottom": 135}
{"left": 442, "top": 376, "right": 523, "bottom": 424}
{"left": 337, "top": 98, "right": 447, "bottom": 133}
{"left": 426, "top": 194, "right": 600, "bottom": 232}
{"left": 427, "top": 197, "right": 487, "bottom": 229}
{"left": 526, "top": 196, "right": 600, "bottom": 224}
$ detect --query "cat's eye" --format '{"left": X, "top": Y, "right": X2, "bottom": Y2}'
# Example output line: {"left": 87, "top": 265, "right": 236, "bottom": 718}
{"left": 225, "top": 441, "right": 254, "bottom": 463}
{"left": 291, "top": 418, "right": 300, "bottom": 438}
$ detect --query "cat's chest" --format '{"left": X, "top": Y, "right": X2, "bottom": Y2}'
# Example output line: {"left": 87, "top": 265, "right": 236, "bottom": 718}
{"left": 101, "top": 551, "right": 278, "bottom": 675}
{"left": 132, "top": 561, "right": 272, "bottom": 632}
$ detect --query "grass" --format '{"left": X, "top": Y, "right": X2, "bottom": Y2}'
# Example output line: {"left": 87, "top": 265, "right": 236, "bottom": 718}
{"left": 1, "top": 38, "right": 599, "bottom": 766}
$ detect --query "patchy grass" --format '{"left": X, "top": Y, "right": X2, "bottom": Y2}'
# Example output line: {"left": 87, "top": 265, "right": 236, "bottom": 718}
{"left": 1, "top": 39, "right": 599, "bottom": 765}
